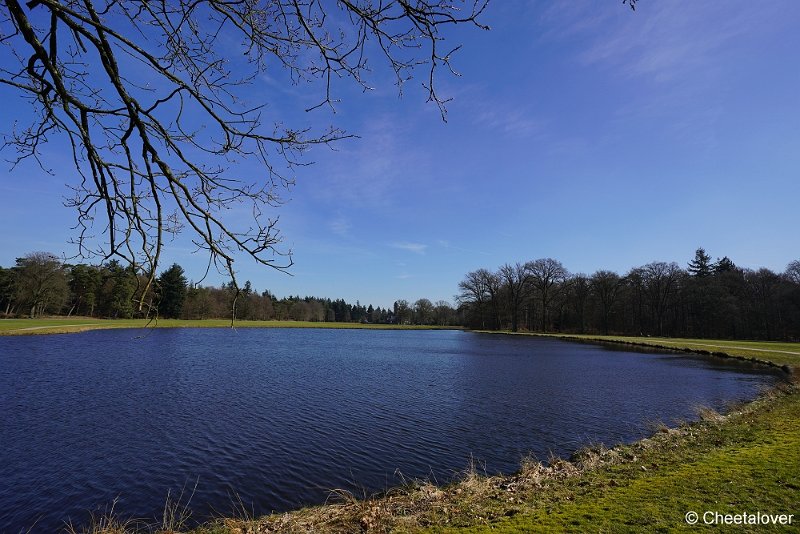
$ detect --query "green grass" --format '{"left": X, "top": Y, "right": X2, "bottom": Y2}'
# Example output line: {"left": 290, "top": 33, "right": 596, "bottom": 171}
{"left": 537, "top": 333, "right": 800, "bottom": 369}
{"left": 0, "top": 317, "right": 458, "bottom": 336}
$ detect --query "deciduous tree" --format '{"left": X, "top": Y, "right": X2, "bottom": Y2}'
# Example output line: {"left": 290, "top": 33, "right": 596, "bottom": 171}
{"left": 640, "top": 261, "right": 683, "bottom": 336}
{"left": 498, "top": 262, "right": 531, "bottom": 332}
{"left": 786, "top": 260, "right": 800, "bottom": 284}
{"left": 590, "top": 270, "right": 622, "bottom": 335}
{"left": 394, "top": 299, "right": 411, "bottom": 325}
{"left": 413, "top": 298, "right": 434, "bottom": 325}
{"left": 527, "top": 258, "right": 569, "bottom": 333}
{"left": 14, "top": 251, "right": 68, "bottom": 317}
{"left": 0, "top": 266, "right": 18, "bottom": 316}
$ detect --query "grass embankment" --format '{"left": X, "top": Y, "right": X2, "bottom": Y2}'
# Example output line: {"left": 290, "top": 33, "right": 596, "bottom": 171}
{"left": 0, "top": 317, "right": 456, "bottom": 336}
{"left": 534, "top": 333, "right": 800, "bottom": 371}
{"left": 32, "top": 332, "right": 800, "bottom": 533}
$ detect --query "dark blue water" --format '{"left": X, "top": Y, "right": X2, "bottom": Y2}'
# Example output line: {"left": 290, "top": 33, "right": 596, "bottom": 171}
{"left": 0, "top": 329, "right": 782, "bottom": 532}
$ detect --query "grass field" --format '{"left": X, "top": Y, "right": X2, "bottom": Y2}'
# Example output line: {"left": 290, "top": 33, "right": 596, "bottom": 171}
{"left": 6, "top": 325, "right": 798, "bottom": 533}
{"left": 535, "top": 333, "right": 800, "bottom": 369}
{"left": 0, "top": 317, "right": 457, "bottom": 336}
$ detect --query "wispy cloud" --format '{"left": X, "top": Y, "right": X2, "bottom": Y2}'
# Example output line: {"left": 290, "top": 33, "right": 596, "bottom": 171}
{"left": 531, "top": 0, "right": 791, "bottom": 92}
{"left": 437, "top": 239, "right": 491, "bottom": 257}
{"left": 310, "top": 114, "right": 429, "bottom": 210}
{"left": 535, "top": 0, "right": 614, "bottom": 43}
{"left": 565, "top": 2, "right": 783, "bottom": 84}
{"left": 391, "top": 242, "right": 428, "bottom": 255}
{"left": 474, "top": 107, "right": 545, "bottom": 137}
{"left": 536, "top": 1, "right": 790, "bottom": 149}
{"left": 456, "top": 86, "right": 546, "bottom": 138}
{"left": 329, "top": 214, "right": 352, "bottom": 237}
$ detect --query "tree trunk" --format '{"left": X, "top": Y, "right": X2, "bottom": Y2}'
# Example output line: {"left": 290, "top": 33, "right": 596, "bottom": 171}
{"left": 540, "top": 295, "right": 547, "bottom": 333}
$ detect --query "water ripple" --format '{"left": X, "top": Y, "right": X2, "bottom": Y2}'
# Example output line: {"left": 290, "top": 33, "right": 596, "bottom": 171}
{"left": 0, "top": 329, "right": 781, "bottom": 532}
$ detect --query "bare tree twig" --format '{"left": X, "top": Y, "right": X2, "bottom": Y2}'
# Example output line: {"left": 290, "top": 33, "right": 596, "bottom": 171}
{"left": 1, "top": 0, "right": 489, "bottom": 314}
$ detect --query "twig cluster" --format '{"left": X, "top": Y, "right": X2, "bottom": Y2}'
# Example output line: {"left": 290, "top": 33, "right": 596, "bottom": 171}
{"left": 1, "top": 0, "right": 488, "bottom": 311}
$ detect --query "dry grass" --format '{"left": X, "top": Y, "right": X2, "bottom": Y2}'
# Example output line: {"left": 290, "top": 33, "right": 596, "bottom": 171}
{"left": 63, "top": 499, "right": 140, "bottom": 534}
{"left": 159, "top": 481, "right": 198, "bottom": 533}
{"left": 695, "top": 405, "right": 725, "bottom": 423}
{"left": 59, "top": 486, "right": 196, "bottom": 534}
{"left": 201, "top": 443, "right": 657, "bottom": 533}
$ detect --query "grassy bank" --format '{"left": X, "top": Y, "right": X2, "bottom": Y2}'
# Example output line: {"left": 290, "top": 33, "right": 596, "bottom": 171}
{"left": 0, "top": 317, "right": 457, "bottom": 336}
{"left": 26, "top": 333, "right": 800, "bottom": 533}
{"left": 533, "top": 333, "right": 800, "bottom": 370}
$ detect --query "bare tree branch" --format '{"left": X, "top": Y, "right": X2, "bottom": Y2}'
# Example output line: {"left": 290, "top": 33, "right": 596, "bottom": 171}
{"left": 1, "top": 0, "right": 489, "bottom": 314}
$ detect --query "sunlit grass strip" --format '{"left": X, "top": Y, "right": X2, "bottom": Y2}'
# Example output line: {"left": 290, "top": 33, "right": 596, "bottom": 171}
{"left": 0, "top": 317, "right": 460, "bottom": 336}
{"left": 533, "top": 333, "right": 800, "bottom": 369}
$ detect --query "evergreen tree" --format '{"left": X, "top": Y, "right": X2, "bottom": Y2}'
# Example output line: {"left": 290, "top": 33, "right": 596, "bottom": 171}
{"left": 688, "top": 247, "right": 713, "bottom": 277}
{"left": 714, "top": 256, "right": 736, "bottom": 274}
{"left": 100, "top": 260, "right": 136, "bottom": 318}
{"left": 157, "top": 264, "right": 188, "bottom": 319}
{"left": 68, "top": 264, "right": 102, "bottom": 316}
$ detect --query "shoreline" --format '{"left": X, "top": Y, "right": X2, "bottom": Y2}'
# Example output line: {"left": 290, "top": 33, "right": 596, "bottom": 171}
{"left": 0, "top": 317, "right": 460, "bottom": 337}
{"left": 7, "top": 326, "right": 798, "bottom": 532}
{"left": 475, "top": 330, "right": 797, "bottom": 375}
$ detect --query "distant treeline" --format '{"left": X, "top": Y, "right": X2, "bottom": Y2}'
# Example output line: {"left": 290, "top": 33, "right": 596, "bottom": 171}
{"left": 0, "top": 252, "right": 459, "bottom": 326}
{"left": 457, "top": 249, "right": 800, "bottom": 341}
{"left": 4, "top": 249, "right": 799, "bottom": 340}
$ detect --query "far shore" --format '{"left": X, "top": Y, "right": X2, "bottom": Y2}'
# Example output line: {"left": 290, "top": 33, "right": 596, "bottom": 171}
{"left": 475, "top": 330, "right": 800, "bottom": 372}
{"left": 0, "top": 317, "right": 462, "bottom": 336}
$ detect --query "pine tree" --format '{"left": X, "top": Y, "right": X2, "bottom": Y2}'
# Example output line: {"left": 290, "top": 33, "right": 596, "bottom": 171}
{"left": 104, "top": 261, "right": 136, "bottom": 319}
{"left": 688, "top": 248, "right": 713, "bottom": 277}
{"left": 157, "top": 264, "right": 188, "bottom": 319}
{"left": 713, "top": 256, "right": 736, "bottom": 274}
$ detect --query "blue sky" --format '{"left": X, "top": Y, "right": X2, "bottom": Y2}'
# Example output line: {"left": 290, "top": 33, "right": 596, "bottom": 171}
{"left": 2, "top": 1, "right": 799, "bottom": 308}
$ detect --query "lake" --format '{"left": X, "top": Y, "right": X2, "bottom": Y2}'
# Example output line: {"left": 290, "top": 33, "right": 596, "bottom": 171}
{"left": 0, "top": 328, "right": 782, "bottom": 531}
